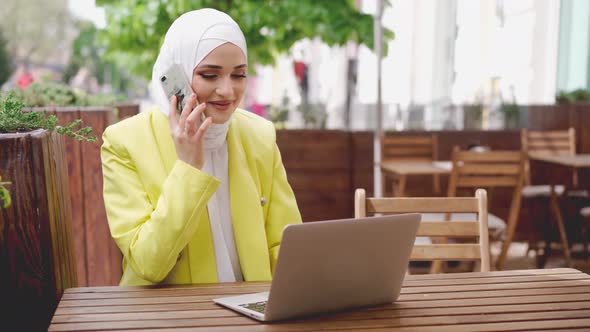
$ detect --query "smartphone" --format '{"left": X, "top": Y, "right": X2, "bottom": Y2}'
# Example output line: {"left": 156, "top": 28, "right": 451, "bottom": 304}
{"left": 160, "top": 63, "right": 192, "bottom": 115}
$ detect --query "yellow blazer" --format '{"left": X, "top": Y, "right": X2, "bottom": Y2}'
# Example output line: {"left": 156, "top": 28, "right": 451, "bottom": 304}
{"left": 101, "top": 109, "right": 301, "bottom": 286}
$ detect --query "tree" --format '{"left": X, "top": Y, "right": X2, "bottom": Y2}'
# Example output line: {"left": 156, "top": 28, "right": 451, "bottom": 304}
{"left": 0, "top": 0, "right": 73, "bottom": 66}
{"left": 0, "top": 30, "right": 13, "bottom": 87}
{"left": 63, "top": 21, "right": 132, "bottom": 94}
{"left": 96, "top": 0, "right": 393, "bottom": 79}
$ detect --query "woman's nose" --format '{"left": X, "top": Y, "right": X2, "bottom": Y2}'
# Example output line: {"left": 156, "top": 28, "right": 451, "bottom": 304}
{"left": 215, "top": 77, "right": 234, "bottom": 97}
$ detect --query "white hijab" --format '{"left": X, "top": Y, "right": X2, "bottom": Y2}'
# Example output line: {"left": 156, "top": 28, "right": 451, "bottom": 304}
{"left": 151, "top": 8, "right": 247, "bottom": 116}
{"left": 151, "top": 9, "right": 247, "bottom": 282}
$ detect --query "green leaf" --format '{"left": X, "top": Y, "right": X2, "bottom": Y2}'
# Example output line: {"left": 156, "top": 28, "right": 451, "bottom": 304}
{"left": 96, "top": 0, "right": 394, "bottom": 79}
{"left": 0, "top": 93, "right": 97, "bottom": 142}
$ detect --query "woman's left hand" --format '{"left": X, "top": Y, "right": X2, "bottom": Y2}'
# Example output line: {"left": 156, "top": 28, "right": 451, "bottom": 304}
{"left": 168, "top": 94, "right": 213, "bottom": 169}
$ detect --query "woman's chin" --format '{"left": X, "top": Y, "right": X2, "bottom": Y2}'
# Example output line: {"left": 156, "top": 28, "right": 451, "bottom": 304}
{"left": 206, "top": 109, "right": 234, "bottom": 124}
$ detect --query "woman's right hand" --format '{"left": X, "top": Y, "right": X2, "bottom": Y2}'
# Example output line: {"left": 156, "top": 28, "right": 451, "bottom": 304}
{"left": 169, "top": 94, "right": 213, "bottom": 169}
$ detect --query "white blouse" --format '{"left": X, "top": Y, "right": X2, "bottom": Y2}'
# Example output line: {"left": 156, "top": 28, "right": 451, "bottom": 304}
{"left": 201, "top": 120, "right": 243, "bottom": 282}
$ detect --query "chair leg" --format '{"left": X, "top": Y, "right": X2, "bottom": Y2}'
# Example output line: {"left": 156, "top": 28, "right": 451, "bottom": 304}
{"left": 538, "top": 214, "right": 553, "bottom": 268}
{"left": 549, "top": 187, "right": 573, "bottom": 267}
{"left": 395, "top": 175, "right": 407, "bottom": 197}
{"left": 536, "top": 198, "right": 552, "bottom": 268}
{"left": 433, "top": 174, "right": 441, "bottom": 194}
{"left": 496, "top": 208, "right": 519, "bottom": 270}
{"left": 429, "top": 260, "right": 443, "bottom": 274}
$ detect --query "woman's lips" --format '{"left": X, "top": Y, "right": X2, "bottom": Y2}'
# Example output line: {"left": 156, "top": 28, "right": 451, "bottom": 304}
{"left": 208, "top": 101, "right": 232, "bottom": 111}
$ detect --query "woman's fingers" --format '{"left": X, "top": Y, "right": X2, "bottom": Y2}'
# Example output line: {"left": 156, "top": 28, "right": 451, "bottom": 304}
{"left": 185, "top": 102, "right": 206, "bottom": 134}
{"left": 179, "top": 93, "right": 197, "bottom": 124}
{"left": 170, "top": 93, "right": 210, "bottom": 145}
{"left": 194, "top": 117, "right": 213, "bottom": 141}
{"left": 169, "top": 95, "right": 179, "bottom": 128}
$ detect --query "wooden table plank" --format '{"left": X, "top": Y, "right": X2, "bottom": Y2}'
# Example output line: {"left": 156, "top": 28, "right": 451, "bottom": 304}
{"left": 49, "top": 310, "right": 590, "bottom": 331}
{"left": 60, "top": 268, "right": 580, "bottom": 295}
{"left": 403, "top": 268, "right": 580, "bottom": 280}
{"left": 49, "top": 269, "right": 590, "bottom": 331}
{"left": 529, "top": 153, "right": 590, "bottom": 168}
{"left": 51, "top": 301, "right": 590, "bottom": 323}
{"left": 59, "top": 281, "right": 590, "bottom": 301}
{"left": 50, "top": 318, "right": 590, "bottom": 332}
{"left": 56, "top": 284, "right": 590, "bottom": 307}
{"left": 402, "top": 273, "right": 590, "bottom": 287}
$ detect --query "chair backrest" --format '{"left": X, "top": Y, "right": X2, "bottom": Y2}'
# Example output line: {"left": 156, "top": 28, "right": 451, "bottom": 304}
{"left": 521, "top": 128, "right": 576, "bottom": 185}
{"left": 381, "top": 134, "right": 438, "bottom": 162}
{"left": 447, "top": 147, "right": 526, "bottom": 197}
{"left": 446, "top": 147, "right": 525, "bottom": 271}
{"left": 354, "top": 188, "right": 490, "bottom": 272}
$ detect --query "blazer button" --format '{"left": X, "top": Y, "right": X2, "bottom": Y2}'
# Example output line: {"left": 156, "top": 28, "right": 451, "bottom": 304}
{"left": 260, "top": 197, "right": 267, "bottom": 206}
{"left": 177, "top": 253, "right": 182, "bottom": 262}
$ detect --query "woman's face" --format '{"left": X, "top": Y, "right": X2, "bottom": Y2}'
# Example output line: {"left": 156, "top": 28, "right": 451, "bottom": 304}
{"left": 191, "top": 43, "right": 247, "bottom": 124}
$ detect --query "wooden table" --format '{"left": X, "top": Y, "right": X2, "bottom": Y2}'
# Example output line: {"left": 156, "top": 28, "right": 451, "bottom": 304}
{"left": 528, "top": 153, "right": 590, "bottom": 268}
{"left": 381, "top": 161, "right": 452, "bottom": 196}
{"left": 49, "top": 268, "right": 590, "bottom": 331}
{"left": 529, "top": 154, "right": 590, "bottom": 169}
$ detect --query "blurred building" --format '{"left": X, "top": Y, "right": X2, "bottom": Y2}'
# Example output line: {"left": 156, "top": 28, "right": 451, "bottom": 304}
{"left": 253, "top": 0, "right": 590, "bottom": 131}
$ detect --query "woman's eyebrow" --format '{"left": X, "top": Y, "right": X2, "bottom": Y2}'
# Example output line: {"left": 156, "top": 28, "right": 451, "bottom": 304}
{"left": 196, "top": 64, "right": 247, "bottom": 69}
{"left": 197, "top": 64, "right": 222, "bottom": 69}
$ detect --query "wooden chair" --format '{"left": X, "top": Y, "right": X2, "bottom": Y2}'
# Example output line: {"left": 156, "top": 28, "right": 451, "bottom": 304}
{"left": 521, "top": 128, "right": 586, "bottom": 266}
{"left": 380, "top": 134, "right": 439, "bottom": 196}
{"left": 446, "top": 147, "right": 526, "bottom": 270}
{"left": 355, "top": 188, "right": 490, "bottom": 272}
{"left": 521, "top": 128, "right": 577, "bottom": 197}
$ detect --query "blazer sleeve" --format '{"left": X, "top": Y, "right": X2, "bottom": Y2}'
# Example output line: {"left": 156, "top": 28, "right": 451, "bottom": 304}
{"left": 264, "top": 142, "right": 302, "bottom": 271}
{"left": 101, "top": 129, "right": 220, "bottom": 283}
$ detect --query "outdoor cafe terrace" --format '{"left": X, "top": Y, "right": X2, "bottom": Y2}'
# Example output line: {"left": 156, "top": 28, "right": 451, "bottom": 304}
{"left": 1, "top": 101, "right": 590, "bottom": 331}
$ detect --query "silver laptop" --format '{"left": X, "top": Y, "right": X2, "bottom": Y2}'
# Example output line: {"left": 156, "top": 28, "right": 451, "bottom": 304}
{"left": 213, "top": 214, "right": 421, "bottom": 321}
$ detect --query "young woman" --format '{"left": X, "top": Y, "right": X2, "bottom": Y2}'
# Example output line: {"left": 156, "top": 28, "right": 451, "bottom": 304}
{"left": 101, "top": 8, "right": 301, "bottom": 286}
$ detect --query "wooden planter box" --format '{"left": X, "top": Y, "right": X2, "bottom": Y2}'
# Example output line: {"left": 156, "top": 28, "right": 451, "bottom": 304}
{"left": 25, "top": 107, "right": 123, "bottom": 287}
{"left": 0, "top": 129, "right": 77, "bottom": 331}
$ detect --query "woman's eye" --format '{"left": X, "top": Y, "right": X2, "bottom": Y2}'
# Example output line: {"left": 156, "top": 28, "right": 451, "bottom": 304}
{"left": 199, "top": 73, "right": 217, "bottom": 79}
{"left": 232, "top": 74, "right": 247, "bottom": 79}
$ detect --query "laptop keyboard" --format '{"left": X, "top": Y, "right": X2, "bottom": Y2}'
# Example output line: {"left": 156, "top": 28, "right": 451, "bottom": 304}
{"left": 239, "top": 301, "right": 267, "bottom": 313}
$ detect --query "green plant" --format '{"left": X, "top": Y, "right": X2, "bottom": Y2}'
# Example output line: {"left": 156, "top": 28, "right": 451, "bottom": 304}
{"left": 297, "top": 102, "right": 327, "bottom": 129}
{"left": 501, "top": 103, "right": 520, "bottom": 129}
{"left": 0, "top": 175, "right": 10, "bottom": 209}
{"left": 0, "top": 29, "right": 12, "bottom": 87}
{"left": 63, "top": 22, "right": 134, "bottom": 95}
{"left": 0, "top": 94, "right": 96, "bottom": 142}
{"left": 269, "top": 95, "right": 290, "bottom": 129}
{"left": 96, "top": 0, "right": 394, "bottom": 79}
{"left": 463, "top": 104, "right": 483, "bottom": 129}
{"left": 556, "top": 89, "right": 590, "bottom": 103}
{"left": 9, "top": 82, "right": 121, "bottom": 107}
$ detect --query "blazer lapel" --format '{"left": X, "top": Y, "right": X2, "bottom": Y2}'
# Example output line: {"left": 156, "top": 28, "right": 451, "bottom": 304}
{"left": 227, "top": 120, "right": 272, "bottom": 281}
